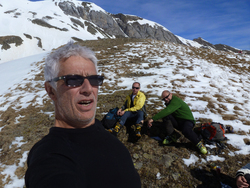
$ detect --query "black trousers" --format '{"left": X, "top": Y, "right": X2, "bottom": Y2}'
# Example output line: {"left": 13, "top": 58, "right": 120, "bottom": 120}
{"left": 162, "top": 115, "right": 201, "bottom": 145}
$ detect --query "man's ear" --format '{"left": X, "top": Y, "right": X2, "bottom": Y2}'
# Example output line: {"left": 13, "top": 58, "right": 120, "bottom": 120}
{"left": 45, "top": 82, "right": 57, "bottom": 101}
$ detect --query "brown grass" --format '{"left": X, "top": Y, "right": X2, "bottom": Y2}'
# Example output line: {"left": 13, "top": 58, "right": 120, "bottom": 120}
{"left": 0, "top": 38, "right": 250, "bottom": 187}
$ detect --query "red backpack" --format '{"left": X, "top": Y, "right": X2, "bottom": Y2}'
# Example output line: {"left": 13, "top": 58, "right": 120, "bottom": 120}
{"left": 199, "top": 122, "right": 226, "bottom": 141}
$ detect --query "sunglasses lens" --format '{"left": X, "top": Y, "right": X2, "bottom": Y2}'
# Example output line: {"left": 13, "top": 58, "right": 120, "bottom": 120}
{"left": 162, "top": 93, "right": 170, "bottom": 100}
{"left": 66, "top": 75, "right": 84, "bottom": 87}
{"left": 88, "top": 75, "right": 104, "bottom": 86}
{"left": 61, "top": 75, "right": 104, "bottom": 87}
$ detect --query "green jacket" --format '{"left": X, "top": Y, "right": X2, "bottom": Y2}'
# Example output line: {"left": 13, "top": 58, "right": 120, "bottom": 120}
{"left": 121, "top": 90, "right": 146, "bottom": 115}
{"left": 152, "top": 95, "right": 195, "bottom": 123}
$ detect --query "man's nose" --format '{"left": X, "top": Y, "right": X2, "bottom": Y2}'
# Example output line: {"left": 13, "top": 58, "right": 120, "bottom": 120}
{"left": 79, "top": 79, "right": 93, "bottom": 94}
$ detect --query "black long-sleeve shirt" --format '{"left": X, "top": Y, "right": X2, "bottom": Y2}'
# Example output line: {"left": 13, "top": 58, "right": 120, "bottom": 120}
{"left": 25, "top": 119, "right": 141, "bottom": 188}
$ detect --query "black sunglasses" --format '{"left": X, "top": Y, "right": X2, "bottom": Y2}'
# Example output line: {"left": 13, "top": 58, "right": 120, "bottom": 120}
{"left": 132, "top": 87, "right": 140, "bottom": 89}
{"left": 49, "top": 74, "right": 104, "bottom": 87}
{"left": 162, "top": 93, "right": 170, "bottom": 101}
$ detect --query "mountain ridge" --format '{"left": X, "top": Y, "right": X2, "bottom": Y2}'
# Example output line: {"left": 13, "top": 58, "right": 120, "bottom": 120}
{"left": 1, "top": 0, "right": 248, "bottom": 64}
{"left": 193, "top": 37, "right": 250, "bottom": 54}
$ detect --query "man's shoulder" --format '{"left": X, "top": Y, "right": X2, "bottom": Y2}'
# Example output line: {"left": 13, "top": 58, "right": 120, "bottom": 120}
{"left": 137, "top": 91, "right": 146, "bottom": 97}
{"left": 167, "top": 95, "right": 182, "bottom": 106}
{"left": 172, "top": 95, "right": 179, "bottom": 99}
{"left": 29, "top": 131, "right": 65, "bottom": 155}
{"left": 27, "top": 132, "right": 65, "bottom": 165}
{"left": 126, "top": 93, "right": 132, "bottom": 98}
{"left": 172, "top": 95, "right": 182, "bottom": 102}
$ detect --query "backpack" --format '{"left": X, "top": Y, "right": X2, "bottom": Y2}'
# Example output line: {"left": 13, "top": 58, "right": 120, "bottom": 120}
{"left": 199, "top": 122, "right": 227, "bottom": 142}
{"left": 198, "top": 122, "right": 228, "bottom": 154}
{"left": 101, "top": 107, "right": 121, "bottom": 129}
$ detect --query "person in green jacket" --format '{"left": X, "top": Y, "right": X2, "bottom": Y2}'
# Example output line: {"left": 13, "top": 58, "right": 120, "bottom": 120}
{"left": 148, "top": 90, "right": 207, "bottom": 154}
{"left": 109, "top": 82, "right": 146, "bottom": 137}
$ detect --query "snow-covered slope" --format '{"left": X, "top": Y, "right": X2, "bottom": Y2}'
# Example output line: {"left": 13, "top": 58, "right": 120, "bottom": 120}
{"left": 0, "top": 0, "right": 112, "bottom": 63}
{"left": 177, "top": 35, "right": 202, "bottom": 48}
{"left": 0, "top": 0, "right": 204, "bottom": 64}
{"left": 0, "top": 39, "right": 250, "bottom": 187}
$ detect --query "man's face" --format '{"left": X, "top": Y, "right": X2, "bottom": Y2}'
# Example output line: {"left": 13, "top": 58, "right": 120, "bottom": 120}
{"left": 161, "top": 91, "right": 171, "bottom": 105}
{"left": 132, "top": 83, "right": 140, "bottom": 95}
{"left": 52, "top": 56, "right": 98, "bottom": 128}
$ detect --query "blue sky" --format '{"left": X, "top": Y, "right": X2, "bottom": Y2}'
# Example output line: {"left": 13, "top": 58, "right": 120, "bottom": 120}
{"left": 30, "top": 0, "right": 250, "bottom": 50}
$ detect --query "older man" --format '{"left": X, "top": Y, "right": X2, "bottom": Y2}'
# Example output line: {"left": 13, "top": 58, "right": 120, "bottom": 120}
{"left": 148, "top": 90, "right": 207, "bottom": 155}
{"left": 109, "top": 82, "right": 146, "bottom": 137}
{"left": 25, "top": 41, "right": 141, "bottom": 188}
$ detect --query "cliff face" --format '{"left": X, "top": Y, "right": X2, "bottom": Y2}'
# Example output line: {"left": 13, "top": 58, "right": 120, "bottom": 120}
{"left": 1, "top": 0, "right": 186, "bottom": 63}
{"left": 58, "top": 1, "right": 183, "bottom": 44}
{"left": 1, "top": 0, "right": 248, "bottom": 64}
{"left": 193, "top": 37, "right": 216, "bottom": 49}
{"left": 112, "top": 13, "right": 183, "bottom": 43}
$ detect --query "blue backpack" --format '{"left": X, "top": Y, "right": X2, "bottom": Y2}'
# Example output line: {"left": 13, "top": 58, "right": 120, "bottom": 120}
{"left": 101, "top": 107, "right": 121, "bottom": 129}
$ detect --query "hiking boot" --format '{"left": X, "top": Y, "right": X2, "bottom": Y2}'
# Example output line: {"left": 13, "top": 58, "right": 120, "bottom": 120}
{"left": 162, "top": 136, "right": 173, "bottom": 145}
{"left": 196, "top": 141, "right": 207, "bottom": 154}
{"left": 112, "top": 122, "right": 121, "bottom": 137}
{"left": 130, "top": 124, "right": 136, "bottom": 131}
{"left": 135, "top": 124, "right": 142, "bottom": 137}
{"left": 162, "top": 131, "right": 181, "bottom": 145}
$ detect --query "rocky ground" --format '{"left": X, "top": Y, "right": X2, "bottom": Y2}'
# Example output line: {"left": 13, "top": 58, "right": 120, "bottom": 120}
{"left": 0, "top": 38, "right": 250, "bottom": 187}
{"left": 96, "top": 92, "right": 241, "bottom": 188}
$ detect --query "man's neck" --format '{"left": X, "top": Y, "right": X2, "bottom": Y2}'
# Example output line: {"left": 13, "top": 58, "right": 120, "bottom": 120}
{"left": 132, "top": 90, "right": 139, "bottom": 96}
{"left": 54, "top": 118, "right": 95, "bottom": 129}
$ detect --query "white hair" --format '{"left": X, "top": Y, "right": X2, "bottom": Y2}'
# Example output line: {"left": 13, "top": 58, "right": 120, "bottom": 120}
{"left": 44, "top": 41, "right": 98, "bottom": 88}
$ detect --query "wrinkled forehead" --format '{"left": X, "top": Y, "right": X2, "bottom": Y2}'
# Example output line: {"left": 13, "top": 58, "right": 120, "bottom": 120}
{"left": 59, "top": 55, "right": 98, "bottom": 72}
{"left": 59, "top": 56, "right": 97, "bottom": 75}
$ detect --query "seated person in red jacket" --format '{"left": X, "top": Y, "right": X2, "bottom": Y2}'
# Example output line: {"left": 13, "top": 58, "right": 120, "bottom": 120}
{"left": 148, "top": 90, "right": 207, "bottom": 154}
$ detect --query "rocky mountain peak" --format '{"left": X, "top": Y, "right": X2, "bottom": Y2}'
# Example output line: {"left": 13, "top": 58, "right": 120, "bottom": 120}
{"left": 193, "top": 37, "right": 250, "bottom": 54}
{"left": 1, "top": 0, "right": 249, "bottom": 63}
{"left": 193, "top": 37, "right": 215, "bottom": 49}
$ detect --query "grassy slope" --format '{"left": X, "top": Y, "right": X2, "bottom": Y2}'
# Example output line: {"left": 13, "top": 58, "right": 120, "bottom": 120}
{"left": 0, "top": 38, "right": 249, "bottom": 187}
